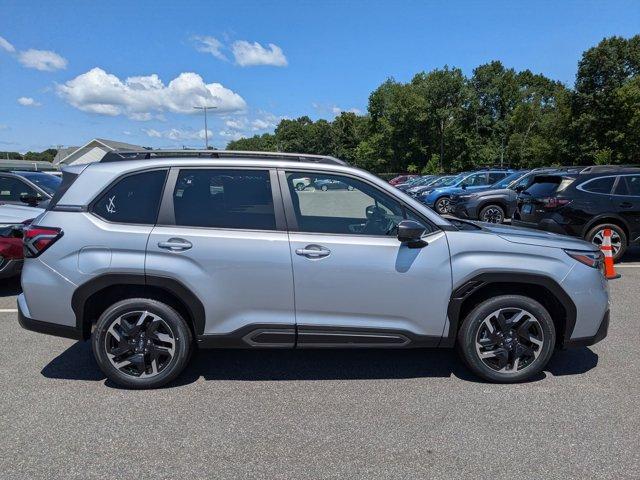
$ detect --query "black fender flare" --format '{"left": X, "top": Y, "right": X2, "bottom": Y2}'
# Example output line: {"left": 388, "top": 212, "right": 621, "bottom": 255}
{"left": 71, "top": 273, "right": 206, "bottom": 338}
{"left": 442, "top": 272, "right": 577, "bottom": 347}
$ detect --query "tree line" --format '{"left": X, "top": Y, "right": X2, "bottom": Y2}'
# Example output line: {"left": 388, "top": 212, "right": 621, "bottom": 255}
{"left": 228, "top": 35, "right": 639, "bottom": 174}
{"left": 0, "top": 149, "right": 57, "bottom": 163}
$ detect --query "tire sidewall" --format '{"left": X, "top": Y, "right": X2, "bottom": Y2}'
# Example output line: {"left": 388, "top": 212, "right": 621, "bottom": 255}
{"left": 586, "top": 223, "right": 627, "bottom": 262}
{"left": 435, "top": 196, "right": 450, "bottom": 214}
{"left": 92, "top": 298, "right": 192, "bottom": 389}
{"left": 457, "top": 295, "right": 556, "bottom": 383}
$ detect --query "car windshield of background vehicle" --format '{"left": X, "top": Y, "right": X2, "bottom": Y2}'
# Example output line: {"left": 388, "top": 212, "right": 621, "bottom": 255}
{"left": 173, "top": 169, "right": 276, "bottom": 230}
{"left": 287, "top": 172, "right": 426, "bottom": 236}
{"left": 0, "top": 176, "right": 38, "bottom": 201}
{"left": 17, "top": 172, "right": 62, "bottom": 196}
{"left": 494, "top": 171, "right": 523, "bottom": 188}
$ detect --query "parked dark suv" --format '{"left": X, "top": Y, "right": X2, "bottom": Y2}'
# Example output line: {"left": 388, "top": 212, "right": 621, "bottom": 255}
{"left": 512, "top": 166, "right": 640, "bottom": 261}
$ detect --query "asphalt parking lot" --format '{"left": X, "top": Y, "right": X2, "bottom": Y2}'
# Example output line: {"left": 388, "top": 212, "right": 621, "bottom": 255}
{"left": 1, "top": 254, "right": 639, "bottom": 479}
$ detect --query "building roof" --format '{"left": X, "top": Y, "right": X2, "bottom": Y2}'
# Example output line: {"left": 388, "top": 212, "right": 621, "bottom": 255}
{"left": 54, "top": 138, "right": 147, "bottom": 165}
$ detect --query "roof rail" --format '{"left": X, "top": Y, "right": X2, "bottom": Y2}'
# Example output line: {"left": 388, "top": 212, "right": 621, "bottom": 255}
{"left": 100, "top": 149, "right": 349, "bottom": 166}
{"left": 578, "top": 164, "right": 640, "bottom": 174}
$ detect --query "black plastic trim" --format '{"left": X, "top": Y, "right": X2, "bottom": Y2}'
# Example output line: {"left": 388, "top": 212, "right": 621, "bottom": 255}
{"left": 443, "top": 272, "right": 578, "bottom": 348}
{"left": 18, "top": 304, "right": 82, "bottom": 340}
{"left": 197, "top": 324, "right": 295, "bottom": 348}
{"left": 563, "top": 310, "right": 609, "bottom": 348}
{"left": 71, "top": 273, "right": 206, "bottom": 338}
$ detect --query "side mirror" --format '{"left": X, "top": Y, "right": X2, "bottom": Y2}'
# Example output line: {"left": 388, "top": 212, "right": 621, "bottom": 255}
{"left": 397, "top": 220, "right": 427, "bottom": 248}
{"left": 514, "top": 185, "right": 526, "bottom": 193}
{"left": 20, "top": 194, "right": 39, "bottom": 207}
{"left": 460, "top": 182, "right": 467, "bottom": 189}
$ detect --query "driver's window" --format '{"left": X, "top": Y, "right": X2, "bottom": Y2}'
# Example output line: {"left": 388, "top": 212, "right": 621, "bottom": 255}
{"left": 286, "top": 172, "right": 418, "bottom": 236}
{"left": 466, "top": 173, "right": 488, "bottom": 186}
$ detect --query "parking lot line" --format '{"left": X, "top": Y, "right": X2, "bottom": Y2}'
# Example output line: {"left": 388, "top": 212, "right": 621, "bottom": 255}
{"left": 617, "top": 264, "right": 640, "bottom": 268}
{"left": 0, "top": 309, "right": 17, "bottom": 313}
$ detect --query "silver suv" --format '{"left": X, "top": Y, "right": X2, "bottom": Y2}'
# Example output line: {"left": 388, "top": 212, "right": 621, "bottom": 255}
{"left": 18, "top": 151, "right": 610, "bottom": 388}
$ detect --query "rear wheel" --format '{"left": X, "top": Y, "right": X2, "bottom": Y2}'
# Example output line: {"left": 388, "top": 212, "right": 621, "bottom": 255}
{"left": 586, "top": 223, "right": 627, "bottom": 262}
{"left": 479, "top": 204, "right": 505, "bottom": 223}
{"left": 295, "top": 182, "right": 306, "bottom": 191}
{"left": 434, "top": 196, "right": 451, "bottom": 214}
{"left": 92, "top": 298, "right": 192, "bottom": 389}
{"left": 321, "top": 185, "right": 328, "bottom": 191}
{"left": 457, "top": 295, "right": 555, "bottom": 383}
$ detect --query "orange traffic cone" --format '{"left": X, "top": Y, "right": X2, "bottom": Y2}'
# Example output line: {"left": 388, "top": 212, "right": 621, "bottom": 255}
{"left": 601, "top": 228, "right": 621, "bottom": 280}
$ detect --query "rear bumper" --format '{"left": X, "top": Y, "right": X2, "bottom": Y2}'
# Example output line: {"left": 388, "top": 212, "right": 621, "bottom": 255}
{"left": 564, "top": 310, "right": 609, "bottom": 348}
{"left": 17, "top": 293, "right": 82, "bottom": 340}
{"left": 0, "top": 258, "right": 22, "bottom": 279}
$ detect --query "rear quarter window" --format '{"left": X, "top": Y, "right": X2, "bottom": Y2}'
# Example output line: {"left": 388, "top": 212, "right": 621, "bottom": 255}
{"left": 92, "top": 170, "right": 167, "bottom": 224}
{"left": 580, "top": 176, "right": 615, "bottom": 194}
{"left": 525, "top": 176, "right": 575, "bottom": 196}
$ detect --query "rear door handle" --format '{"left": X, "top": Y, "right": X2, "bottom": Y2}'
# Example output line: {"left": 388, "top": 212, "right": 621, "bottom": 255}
{"left": 295, "top": 245, "right": 331, "bottom": 258}
{"left": 158, "top": 238, "right": 192, "bottom": 251}
{"left": 620, "top": 202, "right": 633, "bottom": 209}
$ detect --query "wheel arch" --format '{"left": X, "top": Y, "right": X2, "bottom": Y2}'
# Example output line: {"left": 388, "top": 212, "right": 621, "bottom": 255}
{"left": 582, "top": 215, "right": 630, "bottom": 245}
{"left": 71, "top": 274, "right": 206, "bottom": 340}
{"left": 443, "top": 273, "right": 577, "bottom": 348}
{"left": 477, "top": 198, "right": 508, "bottom": 214}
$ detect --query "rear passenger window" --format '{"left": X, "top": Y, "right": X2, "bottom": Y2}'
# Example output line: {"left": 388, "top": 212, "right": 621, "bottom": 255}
{"left": 581, "top": 177, "right": 615, "bottom": 194}
{"left": 616, "top": 176, "right": 640, "bottom": 196}
{"left": 93, "top": 170, "right": 167, "bottom": 224}
{"left": 173, "top": 169, "right": 275, "bottom": 230}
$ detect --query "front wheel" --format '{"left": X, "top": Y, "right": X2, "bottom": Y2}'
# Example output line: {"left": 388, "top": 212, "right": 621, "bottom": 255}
{"left": 92, "top": 298, "right": 193, "bottom": 389}
{"left": 321, "top": 185, "right": 328, "bottom": 191}
{"left": 457, "top": 295, "right": 556, "bottom": 383}
{"left": 434, "top": 196, "right": 451, "bottom": 214}
{"left": 479, "top": 204, "right": 505, "bottom": 223}
{"left": 295, "top": 183, "right": 306, "bottom": 191}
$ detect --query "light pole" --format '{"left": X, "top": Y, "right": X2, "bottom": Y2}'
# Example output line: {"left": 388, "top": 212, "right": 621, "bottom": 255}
{"left": 193, "top": 105, "right": 217, "bottom": 149}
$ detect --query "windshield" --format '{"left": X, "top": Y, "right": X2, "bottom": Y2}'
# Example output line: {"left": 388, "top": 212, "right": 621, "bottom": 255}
{"left": 427, "top": 175, "right": 458, "bottom": 188}
{"left": 16, "top": 172, "right": 62, "bottom": 196}
{"left": 493, "top": 171, "right": 526, "bottom": 189}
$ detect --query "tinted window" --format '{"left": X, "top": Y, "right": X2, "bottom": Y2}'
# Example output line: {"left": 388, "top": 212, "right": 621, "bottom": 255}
{"left": 488, "top": 172, "right": 508, "bottom": 184}
{"left": 525, "top": 176, "right": 574, "bottom": 197}
{"left": 287, "top": 172, "right": 427, "bottom": 235}
{"left": 581, "top": 177, "right": 615, "bottom": 194}
{"left": 93, "top": 170, "right": 167, "bottom": 224}
{"left": 616, "top": 175, "right": 640, "bottom": 196}
{"left": 173, "top": 169, "right": 275, "bottom": 230}
{"left": 16, "top": 172, "right": 62, "bottom": 196}
{"left": 0, "top": 176, "right": 38, "bottom": 201}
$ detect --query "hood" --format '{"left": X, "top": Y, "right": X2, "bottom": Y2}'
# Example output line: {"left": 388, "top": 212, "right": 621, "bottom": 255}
{"left": 0, "top": 204, "right": 43, "bottom": 225}
{"left": 476, "top": 221, "right": 597, "bottom": 251}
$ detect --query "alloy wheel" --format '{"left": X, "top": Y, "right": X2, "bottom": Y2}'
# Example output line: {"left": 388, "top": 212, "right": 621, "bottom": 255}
{"left": 481, "top": 207, "right": 504, "bottom": 223}
{"left": 105, "top": 311, "right": 176, "bottom": 378}
{"left": 591, "top": 229, "right": 622, "bottom": 257}
{"left": 474, "top": 308, "right": 544, "bottom": 373}
{"left": 436, "top": 197, "right": 450, "bottom": 214}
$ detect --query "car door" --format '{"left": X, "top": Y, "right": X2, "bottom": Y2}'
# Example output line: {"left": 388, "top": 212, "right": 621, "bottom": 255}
{"left": 463, "top": 172, "right": 490, "bottom": 192}
{"left": 281, "top": 169, "right": 452, "bottom": 347}
{"left": 146, "top": 167, "right": 295, "bottom": 342}
{"left": 613, "top": 174, "right": 640, "bottom": 242}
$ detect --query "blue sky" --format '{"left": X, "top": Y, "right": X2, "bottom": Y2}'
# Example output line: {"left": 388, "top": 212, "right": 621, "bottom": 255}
{"left": 1, "top": 0, "right": 639, "bottom": 153}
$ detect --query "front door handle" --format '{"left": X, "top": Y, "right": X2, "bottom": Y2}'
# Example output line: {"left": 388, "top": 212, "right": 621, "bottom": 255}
{"left": 620, "top": 202, "right": 633, "bottom": 209}
{"left": 295, "top": 244, "right": 331, "bottom": 258}
{"left": 158, "top": 238, "right": 192, "bottom": 251}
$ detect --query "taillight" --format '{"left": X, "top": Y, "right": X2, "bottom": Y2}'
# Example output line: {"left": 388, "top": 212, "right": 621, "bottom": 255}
{"left": 23, "top": 226, "right": 63, "bottom": 257}
{"left": 542, "top": 197, "right": 572, "bottom": 209}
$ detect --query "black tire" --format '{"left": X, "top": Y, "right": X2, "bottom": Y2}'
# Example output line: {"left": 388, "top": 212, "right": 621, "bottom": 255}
{"left": 434, "top": 196, "right": 450, "bottom": 214}
{"left": 586, "top": 223, "right": 627, "bottom": 263}
{"left": 457, "top": 295, "right": 556, "bottom": 383}
{"left": 92, "top": 298, "right": 193, "bottom": 389}
{"left": 321, "top": 185, "right": 328, "bottom": 191}
{"left": 479, "top": 204, "right": 505, "bottom": 224}
{"left": 295, "top": 183, "right": 305, "bottom": 191}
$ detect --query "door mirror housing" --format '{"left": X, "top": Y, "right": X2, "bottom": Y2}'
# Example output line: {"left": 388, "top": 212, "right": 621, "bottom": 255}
{"left": 20, "top": 193, "right": 39, "bottom": 207}
{"left": 397, "top": 220, "right": 427, "bottom": 248}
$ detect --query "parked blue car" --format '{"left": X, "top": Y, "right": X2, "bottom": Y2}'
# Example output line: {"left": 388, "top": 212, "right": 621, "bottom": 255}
{"left": 418, "top": 169, "right": 515, "bottom": 214}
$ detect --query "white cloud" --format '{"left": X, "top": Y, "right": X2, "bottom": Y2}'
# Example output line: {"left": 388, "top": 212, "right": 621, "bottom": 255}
{"left": 218, "top": 130, "right": 244, "bottom": 141}
{"left": 143, "top": 128, "right": 212, "bottom": 141}
{"left": 332, "top": 106, "right": 362, "bottom": 115}
{"left": 225, "top": 118, "right": 247, "bottom": 130}
{"left": 18, "top": 49, "right": 67, "bottom": 71}
{"left": 57, "top": 68, "right": 247, "bottom": 119}
{"left": 17, "top": 97, "right": 41, "bottom": 107}
{"left": 0, "top": 36, "right": 15, "bottom": 53}
{"left": 231, "top": 41, "right": 287, "bottom": 67}
{"left": 194, "top": 36, "right": 227, "bottom": 61}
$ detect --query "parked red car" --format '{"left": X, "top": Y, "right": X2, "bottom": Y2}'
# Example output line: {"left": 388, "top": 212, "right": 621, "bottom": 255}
{"left": 388, "top": 174, "right": 419, "bottom": 186}
{"left": 0, "top": 220, "right": 30, "bottom": 279}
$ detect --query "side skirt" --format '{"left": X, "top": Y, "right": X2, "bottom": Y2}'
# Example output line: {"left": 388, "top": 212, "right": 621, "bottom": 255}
{"left": 196, "top": 324, "right": 441, "bottom": 349}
